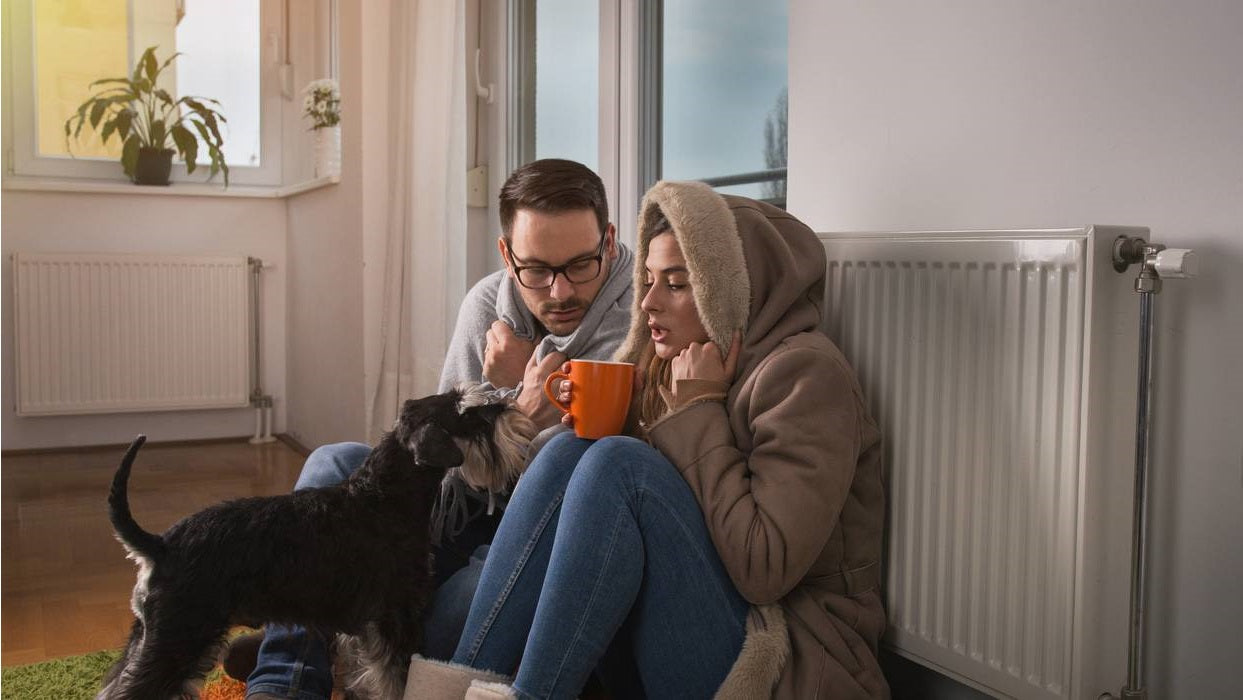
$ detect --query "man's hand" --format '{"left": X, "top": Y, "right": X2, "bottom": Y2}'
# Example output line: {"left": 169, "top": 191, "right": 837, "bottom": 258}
{"left": 483, "top": 320, "right": 537, "bottom": 389}
{"left": 516, "top": 349, "right": 568, "bottom": 430}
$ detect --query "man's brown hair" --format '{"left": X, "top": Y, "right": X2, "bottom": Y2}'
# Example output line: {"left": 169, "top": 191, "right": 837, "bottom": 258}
{"left": 499, "top": 159, "right": 609, "bottom": 238}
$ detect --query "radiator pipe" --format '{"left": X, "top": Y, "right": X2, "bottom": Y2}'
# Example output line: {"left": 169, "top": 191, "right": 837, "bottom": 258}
{"left": 1123, "top": 281, "right": 1156, "bottom": 700}
{"left": 248, "top": 257, "right": 276, "bottom": 444}
{"left": 1103, "top": 236, "right": 1197, "bottom": 700}
{"left": 249, "top": 257, "right": 263, "bottom": 405}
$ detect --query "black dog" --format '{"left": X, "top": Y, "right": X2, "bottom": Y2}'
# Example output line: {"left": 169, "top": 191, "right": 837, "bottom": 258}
{"left": 97, "top": 386, "right": 535, "bottom": 700}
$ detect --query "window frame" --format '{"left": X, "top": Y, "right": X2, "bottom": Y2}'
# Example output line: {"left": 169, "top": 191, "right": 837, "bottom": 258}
{"left": 501, "top": 0, "right": 788, "bottom": 236}
{"left": 502, "top": 0, "right": 649, "bottom": 248}
{"left": 3, "top": 0, "right": 285, "bottom": 186}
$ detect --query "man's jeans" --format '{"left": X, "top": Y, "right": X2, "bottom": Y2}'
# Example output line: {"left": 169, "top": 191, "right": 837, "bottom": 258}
{"left": 245, "top": 443, "right": 496, "bottom": 700}
{"left": 451, "top": 433, "right": 750, "bottom": 700}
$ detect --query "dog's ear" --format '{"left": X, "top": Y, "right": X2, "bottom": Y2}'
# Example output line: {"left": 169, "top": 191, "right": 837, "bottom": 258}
{"left": 411, "top": 423, "right": 464, "bottom": 469}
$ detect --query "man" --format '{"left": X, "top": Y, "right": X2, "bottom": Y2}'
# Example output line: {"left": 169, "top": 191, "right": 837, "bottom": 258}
{"left": 440, "top": 157, "right": 633, "bottom": 429}
{"left": 230, "top": 159, "right": 634, "bottom": 700}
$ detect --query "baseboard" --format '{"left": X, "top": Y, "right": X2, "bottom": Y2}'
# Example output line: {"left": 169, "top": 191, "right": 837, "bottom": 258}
{"left": 2, "top": 435, "right": 296, "bottom": 457}
{"left": 275, "top": 432, "right": 312, "bottom": 457}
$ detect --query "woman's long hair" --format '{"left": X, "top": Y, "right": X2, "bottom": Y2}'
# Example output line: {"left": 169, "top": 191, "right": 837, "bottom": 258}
{"left": 635, "top": 209, "right": 680, "bottom": 429}
{"left": 639, "top": 353, "right": 672, "bottom": 429}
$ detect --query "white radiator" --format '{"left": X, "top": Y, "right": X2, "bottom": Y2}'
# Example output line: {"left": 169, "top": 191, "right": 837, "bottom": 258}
{"left": 11, "top": 252, "right": 252, "bottom": 416}
{"left": 819, "top": 227, "right": 1142, "bottom": 699}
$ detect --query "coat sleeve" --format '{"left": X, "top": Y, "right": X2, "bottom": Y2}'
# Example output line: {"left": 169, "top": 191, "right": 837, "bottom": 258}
{"left": 646, "top": 342, "right": 862, "bottom": 604}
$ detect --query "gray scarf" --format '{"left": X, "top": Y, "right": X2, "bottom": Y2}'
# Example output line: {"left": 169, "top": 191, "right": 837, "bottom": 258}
{"left": 496, "top": 241, "right": 634, "bottom": 371}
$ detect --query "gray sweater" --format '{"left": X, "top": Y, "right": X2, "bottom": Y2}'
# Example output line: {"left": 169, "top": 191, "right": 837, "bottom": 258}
{"left": 430, "top": 243, "right": 635, "bottom": 541}
{"left": 438, "top": 242, "right": 635, "bottom": 392}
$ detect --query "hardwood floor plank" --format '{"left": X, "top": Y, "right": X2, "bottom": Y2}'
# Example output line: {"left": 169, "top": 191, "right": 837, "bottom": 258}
{"left": 1, "top": 439, "right": 308, "bottom": 666}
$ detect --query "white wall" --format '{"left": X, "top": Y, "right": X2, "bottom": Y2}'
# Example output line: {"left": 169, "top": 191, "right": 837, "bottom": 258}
{"left": 1, "top": 192, "right": 288, "bottom": 450}
{"left": 789, "top": 1, "right": 1242, "bottom": 697}
{"left": 283, "top": 0, "right": 369, "bottom": 449}
{"left": 361, "top": 0, "right": 393, "bottom": 445}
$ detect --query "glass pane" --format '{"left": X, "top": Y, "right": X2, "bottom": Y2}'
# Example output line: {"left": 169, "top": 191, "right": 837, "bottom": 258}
{"left": 35, "top": 0, "right": 129, "bottom": 159}
{"left": 661, "top": 0, "right": 788, "bottom": 206}
{"left": 532, "top": 0, "right": 598, "bottom": 169}
{"left": 176, "top": 0, "right": 261, "bottom": 167}
{"left": 35, "top": 0, "right": 260, "bottom": 167}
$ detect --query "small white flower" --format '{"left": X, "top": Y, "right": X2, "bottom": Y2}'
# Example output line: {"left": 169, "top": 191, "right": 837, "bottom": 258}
{"left": 302, "top": 78, "right": 341, "bottom": 129}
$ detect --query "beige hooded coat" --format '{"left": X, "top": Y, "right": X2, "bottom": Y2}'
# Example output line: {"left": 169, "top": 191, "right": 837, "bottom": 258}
{"left": 614, "top": 182, "right": 889, "bottom": 699}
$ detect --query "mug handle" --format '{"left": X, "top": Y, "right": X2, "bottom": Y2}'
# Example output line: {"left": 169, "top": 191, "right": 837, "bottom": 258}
{"left": 542, "top": 370, "right": 572, "bottom": 413}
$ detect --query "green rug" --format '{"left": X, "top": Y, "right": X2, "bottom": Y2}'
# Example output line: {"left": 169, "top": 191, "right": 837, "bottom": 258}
{"left": 1, "top": 650, "right": 241, "bottom": 700}
{"left": 1, "top": 649, "right": 121, "bottom": 700}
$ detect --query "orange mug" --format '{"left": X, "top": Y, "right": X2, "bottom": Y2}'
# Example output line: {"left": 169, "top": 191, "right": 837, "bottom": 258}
{"left": 543, "top": 359, "right": 635, "bottom": 439}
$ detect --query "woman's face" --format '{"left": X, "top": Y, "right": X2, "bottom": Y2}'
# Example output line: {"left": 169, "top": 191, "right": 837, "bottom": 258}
{"left": 641, "top": 232, "right": 710, "bottom": 359}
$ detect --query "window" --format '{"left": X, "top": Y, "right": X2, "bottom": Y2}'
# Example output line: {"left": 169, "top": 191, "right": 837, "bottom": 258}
{"left": 174, "top": 0, "right": 262, "bottom": 167}
{"left": 511, "top": 0, "right": 599, "bottom": 171}
{"left": 659, "top": 0, "right": 788, "bottom": 207}
{"left": 4, "top": 0, "right": 283, "bottom": 185}
{"left": 505, "top": 0, "right": 789, "bottom": 230}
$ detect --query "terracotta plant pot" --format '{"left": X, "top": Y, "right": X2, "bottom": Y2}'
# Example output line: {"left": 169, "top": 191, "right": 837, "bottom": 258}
{"left": 133, "top": 147, "right": 175, "bottom": 186}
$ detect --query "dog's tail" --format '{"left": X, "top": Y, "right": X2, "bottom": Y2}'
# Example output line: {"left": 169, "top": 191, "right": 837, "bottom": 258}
{"left": 108, "top": 435, "right": 165, "bottom": 560}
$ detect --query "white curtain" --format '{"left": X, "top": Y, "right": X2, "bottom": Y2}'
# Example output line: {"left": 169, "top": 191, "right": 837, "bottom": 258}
{"left": 367, "top": 0, "right": 467, "bottom": 441}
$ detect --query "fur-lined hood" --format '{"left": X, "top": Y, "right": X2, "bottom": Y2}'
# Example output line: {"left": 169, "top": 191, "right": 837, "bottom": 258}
{"left": 613, "top": 181, "right": 826, "bottom": 382}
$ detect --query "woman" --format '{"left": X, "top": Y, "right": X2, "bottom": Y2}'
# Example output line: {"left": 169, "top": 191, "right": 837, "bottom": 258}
{"left": 407, "top": 181, "right": 889, "bottom": 699}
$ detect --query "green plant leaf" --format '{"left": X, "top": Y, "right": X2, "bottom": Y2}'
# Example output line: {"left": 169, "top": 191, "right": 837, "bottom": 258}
{"left": 121, "top": 136, "right": 140, "bottom": 178}
{"left": 183, "top": 98, "right": 228, "bottom": 137}
{"left": 149, "top": 120, "right": 166, "bottom": 149}
{"left": 189, "top": 119, "right": 214, "bottom": 151}
{"left": 108, "top": 92, "right": 137, "bottom": 108}
{"left": 115, "top": 109, "right": 133, "bottom": 141}
{"left": 170, "top": 125, "right": 198, "bottom": 174}
{"left": 101, "top": 120, "right": 116, "bottom": 145}
{"left": 88, "top": 101, "right": 108, "bottom": 129}
{"left": 188, "top": 119, "right": 228, "bottom": 185}
{"left": 70, "top": 101, "right": 91, "bottom": 138}
{"left": 89, "top": 77, "right": 134, "bottom": 89}
{"left": 189, "top": 118, "right": 215, "bottom": 144}
{"left": 142, "top": 47, "right": 159, "bottom": 83}
{"left": 154, "top": 89, "right": 175, "bottom": 108}
{"left": 157, "top": 51, "right": 184, "bottom": 74}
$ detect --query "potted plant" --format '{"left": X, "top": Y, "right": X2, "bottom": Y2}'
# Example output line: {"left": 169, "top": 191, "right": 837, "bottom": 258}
{"left": 303, "top": 78, "right": 341, "bottom": 177}
{"left": 63, "top": 46, "right": 229, "bottom": 186}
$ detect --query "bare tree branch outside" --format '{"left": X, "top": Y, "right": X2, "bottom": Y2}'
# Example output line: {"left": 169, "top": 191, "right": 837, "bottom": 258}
{"left": 763, "top": 86, "right": 788, "bottom": 203}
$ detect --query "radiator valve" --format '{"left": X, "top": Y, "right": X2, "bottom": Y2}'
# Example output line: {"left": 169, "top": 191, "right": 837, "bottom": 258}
{"left": 1112, "top": 235, "right": 1198, "bottom": 294}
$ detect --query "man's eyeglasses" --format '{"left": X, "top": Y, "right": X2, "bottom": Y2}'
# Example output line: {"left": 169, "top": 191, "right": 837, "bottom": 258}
{"left": 503, "top": 234, "right": 607, "bottom": 290}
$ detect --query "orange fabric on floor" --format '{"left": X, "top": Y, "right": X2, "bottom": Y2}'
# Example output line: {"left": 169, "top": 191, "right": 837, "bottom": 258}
{"left": 200, "top": 674, "right": 246, "bottom": 700}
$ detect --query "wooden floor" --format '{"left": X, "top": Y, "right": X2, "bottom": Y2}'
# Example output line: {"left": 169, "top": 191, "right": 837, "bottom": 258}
{"left": 1, "top": 438, "right": 308, "bottom": 667}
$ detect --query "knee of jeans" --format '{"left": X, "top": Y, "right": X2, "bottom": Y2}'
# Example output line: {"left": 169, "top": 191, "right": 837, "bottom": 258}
{"left": 519, "top": 433, "right": 588, "bottom": 488}
{"left": 578, "top": 436, "right": 667, "bottom": 483}
{"left": 584, "top": 436, "right": 657, "bottom": 466}
{"left": 542, "top": 429, "right": 581, "bottom": 453}
{"left": 295, "top": 442, "right": 371, "bottom": 490}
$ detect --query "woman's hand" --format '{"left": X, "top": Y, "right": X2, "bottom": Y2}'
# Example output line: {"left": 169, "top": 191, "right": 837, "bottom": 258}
{"left": 555, "top": 361, "right": 576, "bottom": 429}
{"left": 671, "top": 331, "right": 741, "bottom": 385}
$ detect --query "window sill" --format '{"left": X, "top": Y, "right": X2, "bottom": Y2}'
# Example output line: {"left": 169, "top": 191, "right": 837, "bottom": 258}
{"left": 2, "top": 174, "right": 340, "bottom": 199}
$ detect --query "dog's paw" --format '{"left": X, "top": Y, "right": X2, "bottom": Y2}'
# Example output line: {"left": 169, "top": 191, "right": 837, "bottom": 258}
{"left": 408, "top": 423, "right": 465, "bottom": 469}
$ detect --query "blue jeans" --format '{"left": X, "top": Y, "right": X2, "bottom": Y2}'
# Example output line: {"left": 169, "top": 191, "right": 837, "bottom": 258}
{"left": 246, "top": 443, "right": 495, "bottom": 700}
{"left": 452, "top": 433, "right": 750, "bottom": 700}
